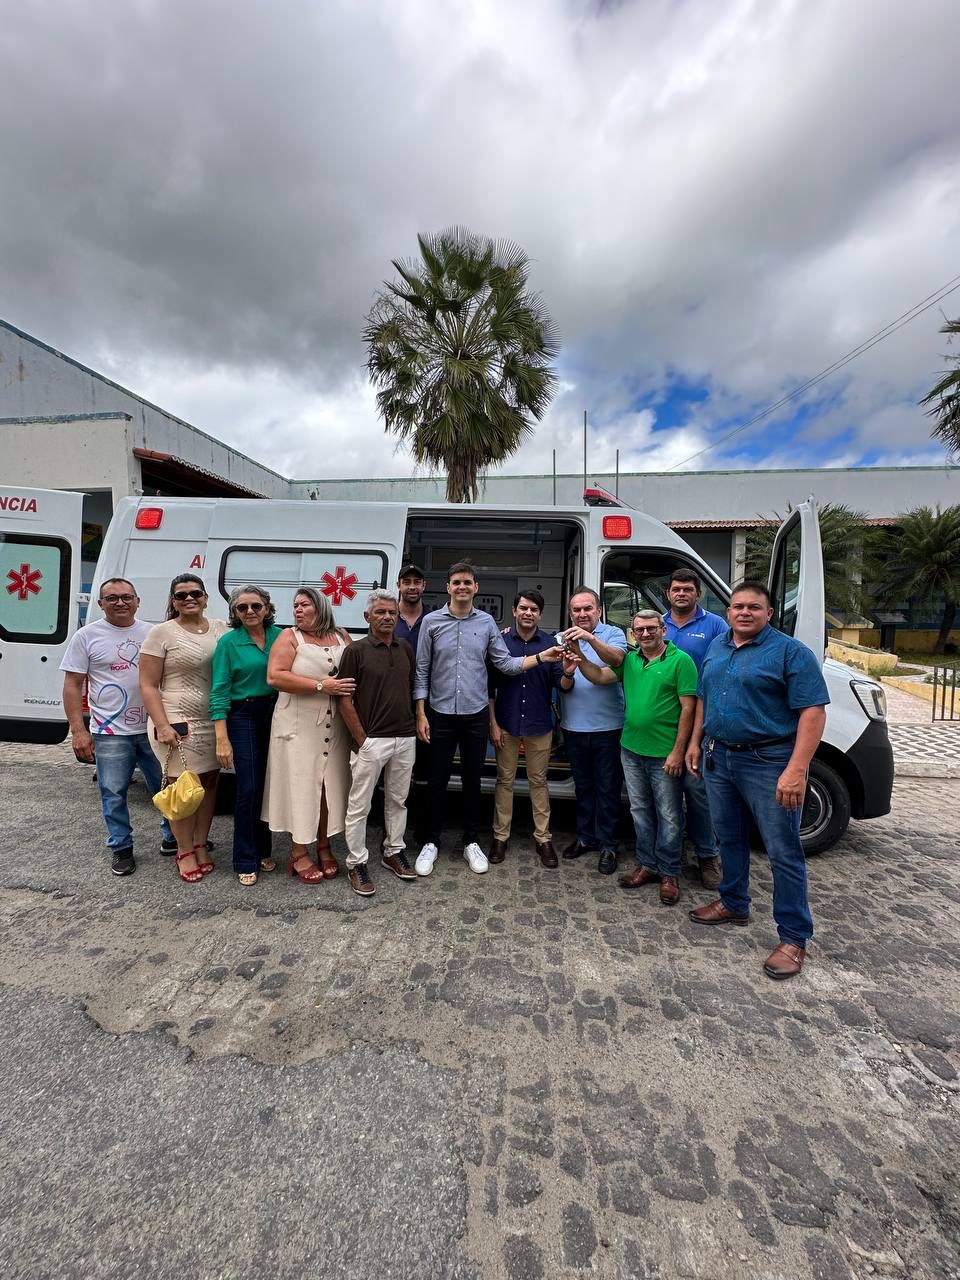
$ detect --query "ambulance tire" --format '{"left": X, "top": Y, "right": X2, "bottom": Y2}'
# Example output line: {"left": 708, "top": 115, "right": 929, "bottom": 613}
{"left": 800, "top": 759, "right": 851, "bottom": 856}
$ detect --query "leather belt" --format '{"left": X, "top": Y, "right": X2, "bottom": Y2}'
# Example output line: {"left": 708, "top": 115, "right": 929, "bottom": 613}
{"left": 713, "top": 734, "right": 794, "bottom": 752}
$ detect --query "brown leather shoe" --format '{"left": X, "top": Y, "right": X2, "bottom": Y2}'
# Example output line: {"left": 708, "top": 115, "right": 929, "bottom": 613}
{"left": 488, "top": 839, "right": 508, "bottom": 864}
{"left": 688, "top": 898, "right": 750, "bottom": 926}
{"left": 347, "top": 865, "right": 376, "bottom": 897}
{"left": 763, "top": 942, "right": 806, "bottom": 980}
{"left": 619, "top": 866, "right": 660, "bottom": 889}
{"left": 380, "top": 852, "right": 417, "bottom": 881}
{"left": 536, "top": 840, "right": 558, "bottom": 868}
{"left": 659, "top": 876, "right": 680, "bottom": 905}
{"left": 699, "top": 856, "right": 722, "bottom": 891}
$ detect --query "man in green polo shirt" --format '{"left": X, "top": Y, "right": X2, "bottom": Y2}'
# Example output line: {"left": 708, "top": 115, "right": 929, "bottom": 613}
{"left": 572, "top": 609, "right": 697, "bottom": 905}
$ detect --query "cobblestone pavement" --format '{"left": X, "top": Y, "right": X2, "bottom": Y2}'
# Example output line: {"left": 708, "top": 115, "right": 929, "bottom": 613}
{"left": 1, "top": 745, "right": 959, "bottom": 1279}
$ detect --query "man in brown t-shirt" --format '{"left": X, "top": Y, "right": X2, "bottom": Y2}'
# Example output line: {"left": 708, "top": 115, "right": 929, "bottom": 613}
{"left": 338, "top": 589, "right": 419, "bottom": 896}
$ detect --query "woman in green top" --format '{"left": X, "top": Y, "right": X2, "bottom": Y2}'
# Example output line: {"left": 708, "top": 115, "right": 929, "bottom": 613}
{"left": 211, "top": 586, "right": 283, "bottom": 885}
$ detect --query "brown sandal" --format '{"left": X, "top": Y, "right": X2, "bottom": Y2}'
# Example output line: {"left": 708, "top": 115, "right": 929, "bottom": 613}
{"left": 289, "top": 853, "right": 323, "bottom": 884}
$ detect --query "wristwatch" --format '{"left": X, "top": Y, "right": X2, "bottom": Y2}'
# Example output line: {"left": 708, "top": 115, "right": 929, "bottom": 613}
{"left": 535, "top": 652, "right": 543, "bottom": 666}
{"left": 316, "top": 679, "right": 325, "bottom": 694}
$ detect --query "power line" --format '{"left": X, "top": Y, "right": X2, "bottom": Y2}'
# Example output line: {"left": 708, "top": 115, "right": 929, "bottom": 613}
{"left": 665, "top": 272, "right": 960, "bottom": 472}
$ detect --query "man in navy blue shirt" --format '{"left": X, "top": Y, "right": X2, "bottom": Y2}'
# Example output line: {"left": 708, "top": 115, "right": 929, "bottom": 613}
{"left": 685, "top": 580, "right": 829, "bottom": 981}
{"left": 662, "top": 568, "right": 727, "bottom": 890}
{"left": 488, "top": 590, "right": 563, "bottom": 868}
{"left": 395, "top": 563, "right": 429, "bottom": 840}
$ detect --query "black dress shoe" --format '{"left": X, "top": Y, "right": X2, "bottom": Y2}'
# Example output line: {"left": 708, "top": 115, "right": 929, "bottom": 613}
{"left": 562, "top": 840, "right": 598, "bottom": 861}
{"left": 597, "top": 849, "right": 618, "bottom": 876}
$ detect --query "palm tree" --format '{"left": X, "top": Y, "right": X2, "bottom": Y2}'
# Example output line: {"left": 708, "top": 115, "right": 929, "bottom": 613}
{"left": 920, "top": 318, "right": 960, "bottom": 457}
{"left": 744, "top": 503, "right": 872, "bottom": 615}
{"left": 876, "top": 505, "right": 960, "bottom": 653}
{"left": 364, "top": 227, "right": 558, "bottom": 502}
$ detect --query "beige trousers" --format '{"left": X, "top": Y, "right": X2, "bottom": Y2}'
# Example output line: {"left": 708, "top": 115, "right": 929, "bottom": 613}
{"left": 344, "top": 735, "right": 416, "bottom": 868}
{"left": 493, "top": 730, "right": 553, "bottom": 843}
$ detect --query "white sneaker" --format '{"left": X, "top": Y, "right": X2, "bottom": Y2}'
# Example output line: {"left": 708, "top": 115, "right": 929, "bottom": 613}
{"left": 463, "top": 843, "right": 489, "bottom": 874}
{"left": 415, "top": 843, "right": 439, "bottom": 876}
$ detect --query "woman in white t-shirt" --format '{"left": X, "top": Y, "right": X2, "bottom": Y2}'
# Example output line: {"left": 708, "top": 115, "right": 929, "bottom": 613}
{"left": 140, "top": 574, "right": 228, "bottom": 883}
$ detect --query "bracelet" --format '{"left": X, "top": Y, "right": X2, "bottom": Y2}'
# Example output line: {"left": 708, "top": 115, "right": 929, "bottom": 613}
{"left": 535, "top": 652, "right": 543, "bottom": 666}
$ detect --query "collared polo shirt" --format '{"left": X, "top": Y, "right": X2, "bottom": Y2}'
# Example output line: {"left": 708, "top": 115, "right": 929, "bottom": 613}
{"left": 209, "top": 624, "right": 283, "bottom": 720}
{"left": 394, "top": 612, "right": 424, "bottom": 655}
{"left": 414, "top": 606, "right": 524, "bottom": 715}
{"left": 338, "top": 634, "right": 416, "bottom": 738}
{"left": 698, "top": 625, "right": 830, "bottom": 744}
{"left": 559, "top": 621, "right": 627, "bottom": 733}
{"left": 662, "top": 605, "right": 728, "bottom": 672}
{"left": 489, "top": 627, "right": 562, "bottom": 738}
{"left": 617, "top": 641, "right": 698, "bottom": 757}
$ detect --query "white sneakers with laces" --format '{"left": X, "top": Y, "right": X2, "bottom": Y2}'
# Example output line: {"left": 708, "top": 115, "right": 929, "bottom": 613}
{"left": 415, "top": 843, "right": 439, "bottom": 876}
{"left": 463, "top": 843, "right": 489, "bottom": 874}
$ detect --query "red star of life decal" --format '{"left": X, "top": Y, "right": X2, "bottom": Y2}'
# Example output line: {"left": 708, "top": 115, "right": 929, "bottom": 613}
{"left": 320, "top": 565, "right": 358, "bottom": 606}
{"left": 6, "top": 563, "right": 42, "bottom": 601}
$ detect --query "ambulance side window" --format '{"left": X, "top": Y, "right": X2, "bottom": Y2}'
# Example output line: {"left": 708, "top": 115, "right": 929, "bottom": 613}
{"left": 0, "top": 534, "right": 72, "bottom": 644}
{"left": 220, "top": 546, "right": 388, "bottom": 630}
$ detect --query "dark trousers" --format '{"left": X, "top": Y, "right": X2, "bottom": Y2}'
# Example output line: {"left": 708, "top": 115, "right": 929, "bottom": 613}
{"left": 409, "top": 737, "right": 432, "bottom": 843}
{"left": 563, "top": 728, "right": 622, "bottom": 851}
{"left": 425, "top": 708, "right": 489, "bottom": 847}
{"left": 228, "top": 695, "right": 275, "bottom": 874}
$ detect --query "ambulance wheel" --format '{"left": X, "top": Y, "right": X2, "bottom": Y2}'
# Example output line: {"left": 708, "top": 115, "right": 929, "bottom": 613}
{"left": 800, "top": 760, "right": 850, "bottom": 855}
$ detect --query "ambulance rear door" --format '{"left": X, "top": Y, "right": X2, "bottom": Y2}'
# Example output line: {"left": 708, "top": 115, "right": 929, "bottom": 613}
{"left": 0, "top": 486, "right": 84, "bottom": 742}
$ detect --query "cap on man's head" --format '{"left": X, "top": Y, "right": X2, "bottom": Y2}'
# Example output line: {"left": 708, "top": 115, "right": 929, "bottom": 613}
{"left": 398, "top": 563, "right": 426, "bottom": 581}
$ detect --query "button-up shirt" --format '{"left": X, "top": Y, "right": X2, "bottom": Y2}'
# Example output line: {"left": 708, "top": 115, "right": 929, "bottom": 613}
{"left": 662, "top": 605, "right": 727, "bottom": 672}
{"left": 559, "top": 621, "right": 628, "bottom": 733}
{"left": 394, "top": 611, "right": 424, "bottom": 656}
{"left": 209, "top": 624, "right": 283, "bottom": 720}
{"left": 488, "top": 627, "right": 562, "bottom": 737}
{"left": 698, "top": 624, "right": 830, "bottom": 744}
{"left": 414, "top": 605, "right": 524, "bottom": 715}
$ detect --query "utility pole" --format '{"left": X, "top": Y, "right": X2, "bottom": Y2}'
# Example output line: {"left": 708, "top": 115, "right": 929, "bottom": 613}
{"left": 583, "top": 410, "right": 587, "bottom": 495}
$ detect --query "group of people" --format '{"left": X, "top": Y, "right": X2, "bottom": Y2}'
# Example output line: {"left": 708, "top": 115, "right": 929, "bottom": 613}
{"left": 61, "top": 558, "right": 828, "bottom": 982}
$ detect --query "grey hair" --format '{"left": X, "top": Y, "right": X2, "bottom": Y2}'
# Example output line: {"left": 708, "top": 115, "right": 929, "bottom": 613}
{"left": 294, "top": 585, "right": 336, "bottom": 635}
{"left": 227, "top": 584, "right": 276, "bottom": 628}
{"left": 366, "top": 588, "right": 398, "bottom": 610}
{"left": 633, "top": 609, "right": 663, "bottom": 626}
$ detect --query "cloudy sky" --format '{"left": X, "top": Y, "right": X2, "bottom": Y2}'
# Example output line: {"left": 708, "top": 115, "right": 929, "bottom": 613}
{"left": 2, "top": 0, "right": 959, "bottom": 482}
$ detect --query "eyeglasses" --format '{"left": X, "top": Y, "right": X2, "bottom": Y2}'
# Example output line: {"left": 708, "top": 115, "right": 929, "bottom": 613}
{"left": 173, "top": 590, "right": 205, "bottom": 602}
{"left": 235, "top": 602, "right": 264, "bottom": 613}
{"left": 100, "top": 594, "right": 136, "bottom": 605}
{"left": 633, "top": 625, "right": 663, "bottom": 634}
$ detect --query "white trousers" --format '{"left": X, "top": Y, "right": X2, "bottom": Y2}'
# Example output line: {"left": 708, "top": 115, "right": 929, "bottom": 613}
{"left": 344, "top": 735, "right": 416, "bottom": 868}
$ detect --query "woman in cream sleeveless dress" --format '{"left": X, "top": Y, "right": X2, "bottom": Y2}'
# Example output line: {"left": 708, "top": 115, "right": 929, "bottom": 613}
{"left": 262, "top": 586, "right": 354, "bottom": 881}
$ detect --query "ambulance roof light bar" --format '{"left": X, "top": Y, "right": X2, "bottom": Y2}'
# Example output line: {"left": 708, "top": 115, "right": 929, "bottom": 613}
{"left": 583, "top": 486, "right": 622, "bottom": 508}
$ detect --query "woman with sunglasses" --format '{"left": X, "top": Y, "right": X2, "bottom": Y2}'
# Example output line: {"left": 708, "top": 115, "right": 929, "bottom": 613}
{"left": 210, "top": 586, "right": 283, "bottom": 886}
{"left": 262, "top": 586, "right": 355, "bottom": 883}
{"left": 140, "top": 575, "right": 229, "bottom": 882}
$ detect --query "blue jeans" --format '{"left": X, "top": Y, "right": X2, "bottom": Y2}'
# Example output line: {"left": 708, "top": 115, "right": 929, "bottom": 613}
{"left": 703, "top": 742, "right": 813, "bottom": 947}
{"left": 563, "top": 728, "right": 622, "bottom": 851}
{"left": 683, "top": 768, "right": 717, "bottom": 860}
{"left": 228, "top": 696, "right": 276, "bottom": 874}
{"left": 621, "top": 748, "right": 684, "bottom": 877}
{"left": 94, "top": 733, "right": 172, "bottom": 853}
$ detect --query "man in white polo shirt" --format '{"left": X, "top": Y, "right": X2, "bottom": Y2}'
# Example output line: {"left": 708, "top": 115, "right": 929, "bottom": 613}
{"left": 60, "top": 578, "right": 173, "bottom": 876}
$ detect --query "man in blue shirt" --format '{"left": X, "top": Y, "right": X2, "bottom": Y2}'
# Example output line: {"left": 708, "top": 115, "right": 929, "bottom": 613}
{"left": 662, "top": 568, "right": 727, "bottom": 890}
{"left": 488, "top": 589, "right": 563, "bottom": 868}
{"left": 559, "top": 586, "right": 628, "bottom": 876}
{"left": 414, "top": 562, "right": 563, "bottom": 877}
{"left": 685, "top": 580, "right": 830, "bottom": 981}
{"left": 394, "top": 563, "right": 428, "bottom": 840}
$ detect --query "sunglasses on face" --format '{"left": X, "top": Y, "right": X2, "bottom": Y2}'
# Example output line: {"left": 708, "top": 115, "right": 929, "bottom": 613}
{"left": 100, "top": 594, "right": 136, "bottom": 605}
{"left": 633, "top": 625, "right": 662, "bottom": 634}
{"left": 173, "top": 590, "right": 205, "bottom": 602}
{"left": 235, "top": 602, "right": 264, "bottom": 613}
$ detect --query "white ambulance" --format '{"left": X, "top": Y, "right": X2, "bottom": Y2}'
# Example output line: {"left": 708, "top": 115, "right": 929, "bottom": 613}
{"left": 0, "top": 485, "right": 85, "bottom": 743}
{"left": 84, "top": 491, "right": 893, "bottom": 853}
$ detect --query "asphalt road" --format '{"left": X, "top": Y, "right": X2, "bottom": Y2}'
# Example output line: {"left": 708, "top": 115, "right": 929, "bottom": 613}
{"left": 1, "top": 744, "right": 958, "bottom": 1279}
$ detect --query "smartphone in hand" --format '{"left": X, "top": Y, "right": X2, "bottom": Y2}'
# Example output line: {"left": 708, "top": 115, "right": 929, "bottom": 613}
{"left": 154, "top": 722, "right": 189, "bottom": 739}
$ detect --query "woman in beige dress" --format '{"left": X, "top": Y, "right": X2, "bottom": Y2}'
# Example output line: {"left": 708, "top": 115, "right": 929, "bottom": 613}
{"left": 140, "top": 574, "right": 228, "bottom": 882}
{"left": 263, "top": 586, "right": 355, "bottom": 882}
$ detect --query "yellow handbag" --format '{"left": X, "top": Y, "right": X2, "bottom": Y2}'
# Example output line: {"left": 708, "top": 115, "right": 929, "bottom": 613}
{"left": 152, "top": 741, "right": 205, "bottom": 821}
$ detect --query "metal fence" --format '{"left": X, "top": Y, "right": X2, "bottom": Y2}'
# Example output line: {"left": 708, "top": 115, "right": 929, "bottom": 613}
{"left": 931, "top": 666, "right": 959, "bottom": 721}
